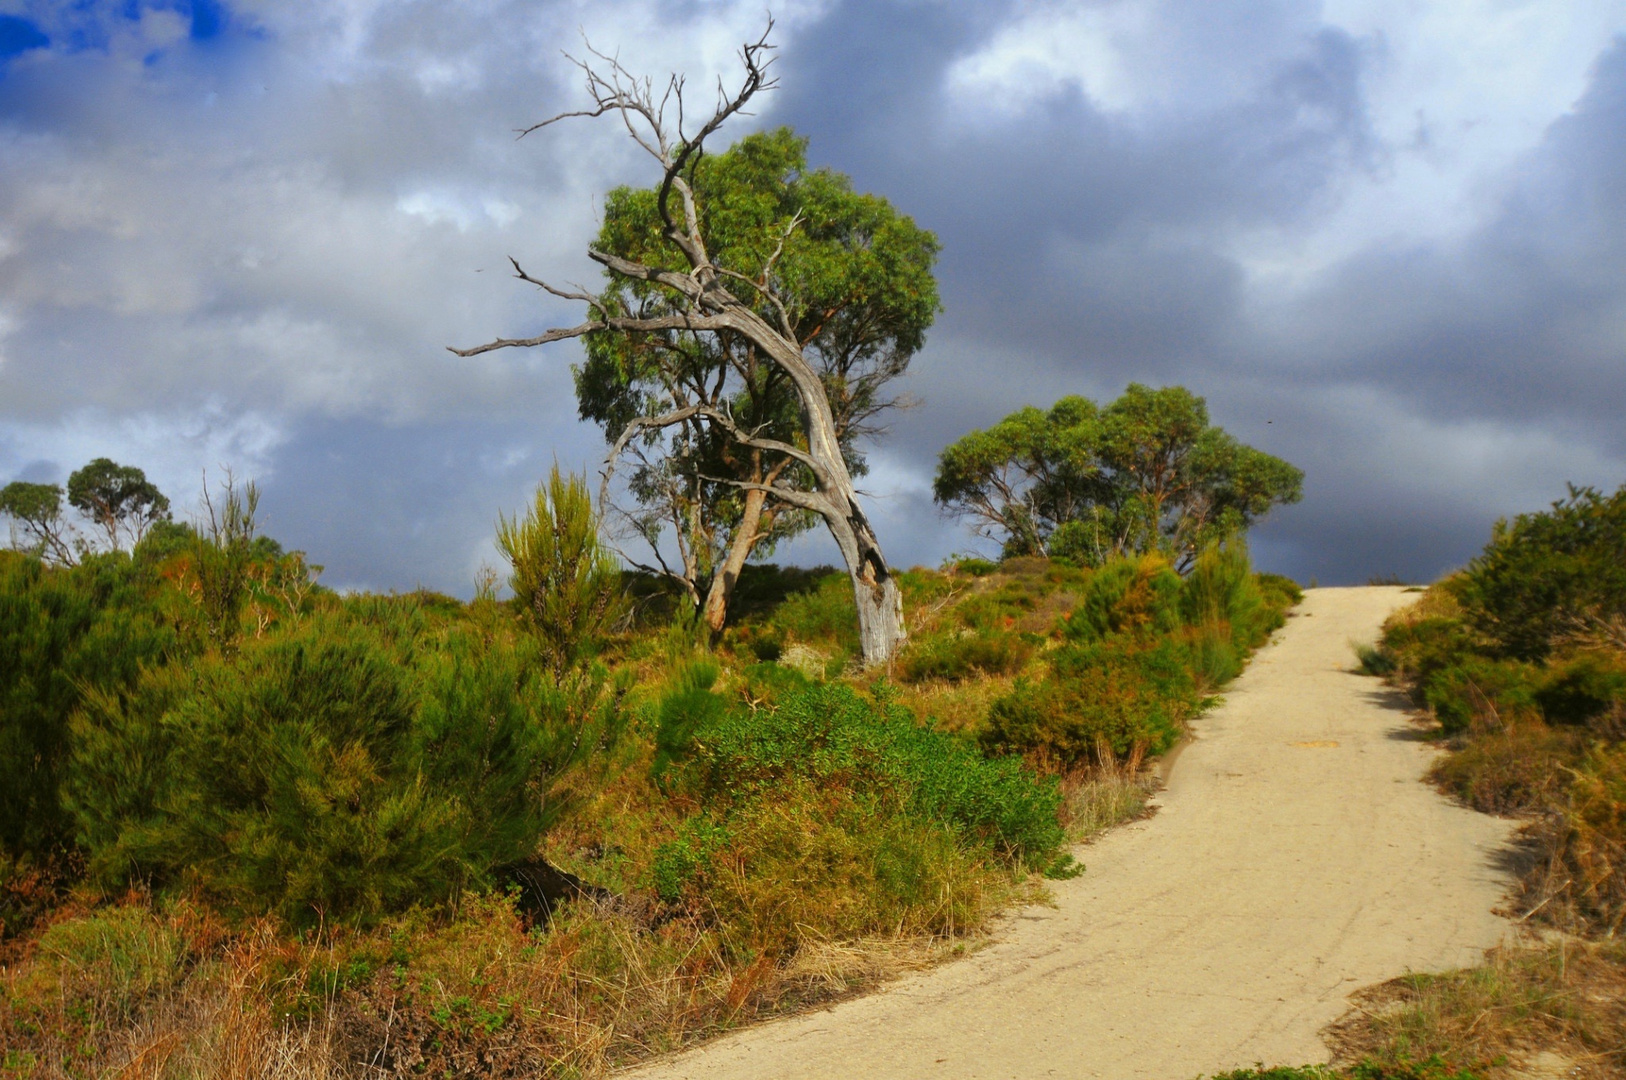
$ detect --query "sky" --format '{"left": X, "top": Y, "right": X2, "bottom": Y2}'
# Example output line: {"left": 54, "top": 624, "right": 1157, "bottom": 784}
{"left": 1, "top": 0, "right": 1624, "bottom": 593}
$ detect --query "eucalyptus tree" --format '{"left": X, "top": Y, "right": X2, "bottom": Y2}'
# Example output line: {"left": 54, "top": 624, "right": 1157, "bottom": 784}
{"left": 934, "top": 386, "right": 1303, "bottom": 569}
{"left": 456, "top": 29, "right": 938, "bottom": 663}
{"left": 0, "top": 481, "right": 76, "bottom": 564}
{"left": 67, "top": 458, "right": 170, "bottom": 552}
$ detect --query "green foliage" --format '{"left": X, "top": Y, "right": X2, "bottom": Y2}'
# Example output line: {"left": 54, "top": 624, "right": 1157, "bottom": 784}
{"left": 191, "top": 475, "right": 261, "bottom": 650}
{"left": 650, "top": 815, "right": 730, "bottom": 902}
{"left": 497, "top": 465, "right": 626, "bottom": 677}
{"left": 763, "top": 569, "right": 859, "bottom": 651}
{"left": 1535, "top": 652, "right": 1626, "bottom": 727}
{"left": 659, "top": 682, "right": 1064, "bottom": 863}
{"left": 65, "top": 607, "right": 610, "bottom": 925}
{"left": 0, "top": 481, "right": 72, "bottom": 562}
{"left": 986, "top": 545, "right": 1294, "bottom": 767}
{"left": 66, "top": 457, "right": 170, "bottom": 551}
{"left": 1421, "top": 657, "right": 1539, "bottom": 736}
{"left": 651, "top": 658, "right": 725, "bottom": 778}
{"left": 1064, "top": 553, "right": 1184, "bottom": 643}
{"left": 935, "top": 387, "right": 1303, "bottom": 568}
{"left": 985, "top": 636, "right": 1196, "bottom": 764}
{"left": 1458, "top": 484, "right": 1626, "bottom": 661}
{"left": 1255, "top": 572, "right": 1305, "bottom": 609}
{"left": 35, "top": 904, "right": 187, "bottom": 1009}
{"left": 576, "top": 128, "right": 939, "bottom": 624}
{"left": 0, "top": 553, "right": 178, "bottom": 858}
{"left": 897, "top": 629, "right": 1034, "bottom": 684}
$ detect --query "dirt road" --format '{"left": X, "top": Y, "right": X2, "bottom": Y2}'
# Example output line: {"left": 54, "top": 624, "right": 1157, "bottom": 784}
{"left": 625, "top": 586, "right": 1517, "bottom": 1080}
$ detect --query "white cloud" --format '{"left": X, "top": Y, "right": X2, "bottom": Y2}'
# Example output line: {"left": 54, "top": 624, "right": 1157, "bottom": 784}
{"left": 1235, "top": 0, "right": 1626, "bottom": 286}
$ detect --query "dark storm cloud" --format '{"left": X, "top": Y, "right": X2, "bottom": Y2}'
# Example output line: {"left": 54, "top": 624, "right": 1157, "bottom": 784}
{"left": 765, "top": 2, "right": 1626, "bottom": 584}
{"left": 2, "top": 0, "right": 1624, "bottom": 590}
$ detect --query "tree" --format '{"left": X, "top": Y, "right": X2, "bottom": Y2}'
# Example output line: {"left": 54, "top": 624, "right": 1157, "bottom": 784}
{"left": 0, "top": 481, "right": 76, "bottom": 564}
{"left": 577, "top": 127, "right": 938, "bottom": 636}
{"left": 456, "top": 27, "right": 933, "bottom": 664}
{"left": 66, "top": 458, "right": 170, "bottom": 551}
{"left": 497, "top": 465, "right": 626, "bottom": 678}
{"left": 934, "top": 386, "right": 1303, "bottom": 569}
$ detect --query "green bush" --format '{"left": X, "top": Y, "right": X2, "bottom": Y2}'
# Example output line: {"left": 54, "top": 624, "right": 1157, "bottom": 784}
{"left": 1535, "top": 653, "right": 1626, "bottom": 727}
{"left": 985, "top": 636, "right": 1195, "bottom": 764}
{"left": 66, "top": 608, "right": 608, "bottom": 925}
{"left": 497, "top": 465, "right": 625, "bottom": 676}
{"left": 765, "top": 570, "right": 859, "bottom": 651}
{"left": 1421, "top": 657, "right": 1538, "bottom": 736}
{"left": 674, "top": 684, "right": 1065, "bottom": 863}
{"left": 0, "top": 553, "right": 178, "bottom": 858}
{"left": 1458, "top": 483, "right": 1626, "bottom": 661}
{"left": 897, "top": 629, "right": 1033, "bottom": 684}
{"left": 1255, "top": 571, "right": 1305, "bottom": 610}
{"left": 1063, "top": 554, "right": 1183, "bottom": 643}
{"left": 651, "top": 658, "right": 726, "bottom": 778}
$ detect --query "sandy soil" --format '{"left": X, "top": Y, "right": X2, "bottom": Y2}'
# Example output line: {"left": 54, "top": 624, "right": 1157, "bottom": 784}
{"left": 624, "top": 586, "right": 1518, "bottom": 1080}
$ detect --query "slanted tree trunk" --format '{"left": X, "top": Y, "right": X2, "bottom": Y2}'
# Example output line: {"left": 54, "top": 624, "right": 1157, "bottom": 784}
{"left": 702, "top": 485, "right": 765, "bottom": 635}
{"left": 451, "top": 27, "right": 910, "bottom": 665}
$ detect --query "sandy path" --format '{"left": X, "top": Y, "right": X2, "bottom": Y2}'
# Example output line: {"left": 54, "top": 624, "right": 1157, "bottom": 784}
{"left": 625, "top": 586, "right": 1517, "bottom": 1080}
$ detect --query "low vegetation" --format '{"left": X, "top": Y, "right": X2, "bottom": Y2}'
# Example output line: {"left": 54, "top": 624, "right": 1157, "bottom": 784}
{"left": 1362, "top": 483, "right": 1626, "bottom": 936}
{"left": 0, "top": 453, "right": 1297, "bottom": 1076}
{"left": 1296, "top": 481, "right": 1626, "bottom": 1080}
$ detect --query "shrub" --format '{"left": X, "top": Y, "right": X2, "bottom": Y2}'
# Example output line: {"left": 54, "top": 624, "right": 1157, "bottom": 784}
{"left": 897, "top": 629, "right": 1034, "bottom": 684}
{"left": 1255, "top": 572, "right": 1304, "bottom": 609}
{"left": 1458, "top": 483, "right": 1626, "bottom": 661}
{"left": 0, "top": 553, "right": 178, "bottom": 858}
{"left": 679, "top": 684, "right": 1065, "bottom": 863}
{"left": 984, "top": 636, "right": 1195, "bottom": 766}
{"left": 497, "top": 465, "right": 625, "bottom": 676}
{"left": 765, "top": 570, "right": 859, "bottom": 652}
{"left": 1063, "top": 554, "right": 1183, "bottom": 643}
{"left": 1553, "top": 743, "right": 1626, "bottom": 932}
{"left": 1428, "top": 721, "right": 1580, "bottom": 815}
{"left": 1420, "top": 657, "right": 1538, "bottom": 736}
{"left": 651, "top": 658, "right": 726, "bottom": 778}
{"left": 66, "top": 609, "right": 607, "bottom": 925}
{"left": 1535, "top": 652, "right": 1626, "bottom": 728}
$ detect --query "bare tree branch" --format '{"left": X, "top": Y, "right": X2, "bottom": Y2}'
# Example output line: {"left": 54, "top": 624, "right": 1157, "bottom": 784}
{"left": 450, "top": 312, "right": 736, "bottom": 357}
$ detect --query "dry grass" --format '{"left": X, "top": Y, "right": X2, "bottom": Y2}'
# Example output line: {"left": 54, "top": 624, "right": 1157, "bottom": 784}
{"left": 1056, "top": 763, "right": 1159, "bottom": 843}
{"left": 1, "top": 872, "right": 1030, "bottom": 1080}
{"left": 1326, "top": 942, "right": 1626, "bottom": 1080}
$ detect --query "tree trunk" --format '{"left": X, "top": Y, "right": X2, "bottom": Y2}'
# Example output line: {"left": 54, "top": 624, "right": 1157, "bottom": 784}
{"left": 712, "top": 307, "right": 909, "bottom": 666}
{"left": 702, "top": 485, "right": 767, "bottom": 635}
{"left": 852, "top": 568, "right": 906, "bottom": 668}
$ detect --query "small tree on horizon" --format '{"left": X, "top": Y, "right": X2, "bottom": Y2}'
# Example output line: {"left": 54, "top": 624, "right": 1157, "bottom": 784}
{"left": 67, "top": 458, "right": 171, "bottom": 552}
{"left": 934, "top": 385, "right": 1303, "bottom": 570}
{"left": 0, "top": 481, "right": 77, "bottom": 564}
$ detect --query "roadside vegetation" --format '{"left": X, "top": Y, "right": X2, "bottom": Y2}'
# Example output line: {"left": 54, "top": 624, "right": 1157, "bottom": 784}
{"left": 1233, "top": 482, "right": 1626, "bottom": 1080}
{"left": 0, "top": 446, "right": 1297, "bottom": 1077}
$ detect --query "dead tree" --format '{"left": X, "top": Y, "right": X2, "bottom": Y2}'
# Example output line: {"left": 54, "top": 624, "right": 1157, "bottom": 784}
{"left": 453, "top": 26, "right": 911, "bottom": 664}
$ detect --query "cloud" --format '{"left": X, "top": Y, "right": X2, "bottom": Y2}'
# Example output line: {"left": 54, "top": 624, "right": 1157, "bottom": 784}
{"left": 2, "top": 0, "right": 1625, "bottom": 593}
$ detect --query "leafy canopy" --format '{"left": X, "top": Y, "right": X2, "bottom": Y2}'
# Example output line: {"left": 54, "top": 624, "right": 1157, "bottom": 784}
{"left": 66, "top": 458, "right": 170, "bottom": 550}
{"left": 575, "top": 128, "right": 939, "bottom": 594}
{"left": 934, "top": 385, "right": 1303, "bottom": 567}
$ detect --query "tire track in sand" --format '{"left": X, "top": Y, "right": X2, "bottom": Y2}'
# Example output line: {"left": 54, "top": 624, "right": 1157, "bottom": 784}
{"left": 624, "top": 586, "right": 1517, "bottom": 1080}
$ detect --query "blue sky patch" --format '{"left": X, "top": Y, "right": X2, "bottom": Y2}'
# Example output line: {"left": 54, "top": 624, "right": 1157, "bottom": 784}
{"left": 0, "top": 15, "right": 49, "bottom": 61}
